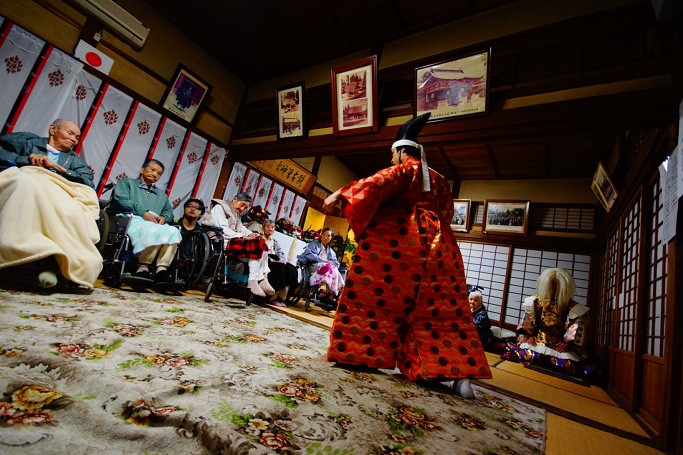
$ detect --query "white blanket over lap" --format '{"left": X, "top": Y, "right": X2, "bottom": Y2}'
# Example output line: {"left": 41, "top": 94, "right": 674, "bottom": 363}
{"left": 0, "top": 166, "right": 102, "bottom": 288}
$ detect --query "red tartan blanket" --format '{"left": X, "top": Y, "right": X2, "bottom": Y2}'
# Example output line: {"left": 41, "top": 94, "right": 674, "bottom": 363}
{"left": 224, "top": 237, "right": 268, "bottom": 259}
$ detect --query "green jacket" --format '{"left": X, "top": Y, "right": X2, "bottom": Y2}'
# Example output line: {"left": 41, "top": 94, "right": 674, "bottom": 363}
{"left": 112, "top": 177, "right": 174, "bottom": 223}
{"left": 0, "top": 132, "right": 94, "bottom": 188}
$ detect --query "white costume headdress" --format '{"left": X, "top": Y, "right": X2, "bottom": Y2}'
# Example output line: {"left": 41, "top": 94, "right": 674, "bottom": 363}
{"left": 391, "top": 113, "right": 431, "bottom": 191}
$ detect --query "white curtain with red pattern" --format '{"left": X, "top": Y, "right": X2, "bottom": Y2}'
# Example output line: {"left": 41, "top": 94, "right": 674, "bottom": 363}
{"left": 150, "top": 118, "right": 186, "bottom": 192}
{"left": 223, "top": 162, "right": 247, "bottom": 202}
{"left": 57, "top": 69, "right": 103, "bottom": 132}
{"left": 77, "top": 85, "right": 133, "bottom": 194}
{"left": 193, "top": 144, "right": 226, "bottom": 212}
{"left": 12, "top": 48, "right": 83, "bottom": 136}
{"left": 289, "top": 195, "right": 307, "bottom": 226}
{"left": 277, "top": 188, "right": 296, "bottom": 220}
{"left": 104, "top": 102, "right": 162, "bottom": 188}
{"left": 252, "top": 175, "right": 273, "bottom": 211}
{"left": 0, "top": 24, "right": 45, "bottom": 131}
{"left": 167, "top": 132, "right": 207, "bottom": 220}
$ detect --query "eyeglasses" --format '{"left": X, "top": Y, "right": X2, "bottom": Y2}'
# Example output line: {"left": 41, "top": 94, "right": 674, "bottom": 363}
{"left": 186, "top": 205, "right": 202, "bottom": 210}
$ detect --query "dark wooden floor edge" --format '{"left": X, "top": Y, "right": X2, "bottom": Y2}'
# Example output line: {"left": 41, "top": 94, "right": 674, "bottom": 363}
{"left": 472, "top": 379, "right": 661, "bottom": 449}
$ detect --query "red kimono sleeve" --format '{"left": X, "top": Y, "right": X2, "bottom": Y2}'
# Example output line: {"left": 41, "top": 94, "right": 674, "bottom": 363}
{"left": 339, "top": 164, "right": 413, "bottom": 236}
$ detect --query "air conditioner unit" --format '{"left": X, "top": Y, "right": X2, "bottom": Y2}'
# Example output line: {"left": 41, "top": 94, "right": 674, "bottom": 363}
{"left": 67, "top": 0, "right": 150, "bottom": 49}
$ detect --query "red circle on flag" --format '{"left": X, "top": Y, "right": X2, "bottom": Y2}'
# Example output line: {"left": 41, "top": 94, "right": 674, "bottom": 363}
{"left": 85, "top": 52, "right": 102, "bottom": 68}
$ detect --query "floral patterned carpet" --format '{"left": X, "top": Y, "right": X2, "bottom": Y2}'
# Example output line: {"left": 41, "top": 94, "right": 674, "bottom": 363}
{"left": 0, "top": 285, "right": 545, "bottom": 454}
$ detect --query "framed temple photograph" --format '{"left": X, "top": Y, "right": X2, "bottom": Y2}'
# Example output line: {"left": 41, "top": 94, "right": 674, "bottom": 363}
{"left": 450, "top": 199, "right": 471, "bottom": 232}
{"left": 483, "top": 200, "right": 530, "bottom": 236}
{"left": 330, "top": 55, "right": 378, "bottom": 136}
{"left": 591, "top": 161, "right": 618, "bottom": 212}
{"left": 276, "top": 82, "right": 305, "bottom": 140}
{"left": 415, "top": 48, "right": 490, "bottom": 122}
{"left": 160, "top": 64, "right": 212, "bottom": 124}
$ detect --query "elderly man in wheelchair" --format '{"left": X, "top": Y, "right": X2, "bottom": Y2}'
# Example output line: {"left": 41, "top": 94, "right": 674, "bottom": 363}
{"left": 0, "top": 119, "right": 102, "bottom": 290}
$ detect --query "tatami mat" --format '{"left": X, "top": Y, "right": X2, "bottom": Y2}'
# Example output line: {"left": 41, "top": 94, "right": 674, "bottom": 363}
{"left": 479, "top": 367, "right": 648, "bottom": 437}
{"left": 494, "top": 358, "right": 615, "bottom": 404}
{"left": 545, "top": 414, "right": 663, "bottom": 455}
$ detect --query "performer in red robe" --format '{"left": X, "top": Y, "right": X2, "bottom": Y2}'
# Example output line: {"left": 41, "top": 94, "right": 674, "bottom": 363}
{"left": 323, "top": 113, "right": 491, "bottom": 397}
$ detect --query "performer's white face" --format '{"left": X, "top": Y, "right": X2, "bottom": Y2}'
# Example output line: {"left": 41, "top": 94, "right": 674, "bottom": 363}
{"left": 390, "top": 147, "right": 402, "bottom": 166}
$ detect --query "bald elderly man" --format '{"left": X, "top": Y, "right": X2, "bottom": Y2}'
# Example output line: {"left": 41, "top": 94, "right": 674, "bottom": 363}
{"left": 0, "top": 119, "right": 101, "bottom": 289}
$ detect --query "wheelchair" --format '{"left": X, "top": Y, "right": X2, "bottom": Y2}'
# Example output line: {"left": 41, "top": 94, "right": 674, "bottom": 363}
{"left": 203, "top": 248, "right": 260, "bottom": 305}
{"left": 97, "top": 185, "right": 213, "bottom": 292}
{"left": 284, "top": 263, "right": 346, "bottom": 313}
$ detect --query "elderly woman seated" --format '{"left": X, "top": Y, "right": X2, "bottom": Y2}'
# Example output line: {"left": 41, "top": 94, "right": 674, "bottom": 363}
{"left": 296, "top": 227, "right": 344, "bottom": 303}
{"left": 112, "top": 159, "right": 181, "bottom": 284}
{"left": 262, "top": 219, "right": 298, "bottom": 306}
{"left": 203, "top": 192, "right": 274, "bottom": 298}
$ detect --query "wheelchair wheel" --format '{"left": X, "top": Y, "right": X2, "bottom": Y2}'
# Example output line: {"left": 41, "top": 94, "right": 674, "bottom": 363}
{"left": 96, "top": 209, "right": 110, "bottom": 253}
{"left": 178, "top": 231, "right": 210, "bottom": 290}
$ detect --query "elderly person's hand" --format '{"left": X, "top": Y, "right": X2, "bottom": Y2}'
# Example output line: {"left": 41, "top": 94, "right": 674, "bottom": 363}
{"left": 143, "top": 211, "right": 164, "bottom": 224}
{"left": 246, "top": 233, "right": 258, "bottom": 240}
{"left": 28, "top": 154, "right": 67, "bottom": 174}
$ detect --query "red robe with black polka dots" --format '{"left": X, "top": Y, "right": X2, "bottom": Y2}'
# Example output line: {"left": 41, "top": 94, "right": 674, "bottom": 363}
{"left": 327, "top": 156, "right": 492, "bottom": 381}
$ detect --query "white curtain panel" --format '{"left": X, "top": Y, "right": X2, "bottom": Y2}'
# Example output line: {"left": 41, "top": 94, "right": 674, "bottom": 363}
{"left": 277, "top": 188, "right": 296, "bottom": 220}
{"left": 193, "top": 143, "right": 226, "bottom": 210}
{"left": 57, "top": 69, "right": 103, "bottom": 132}
{"left": 223, "top": 162, "right": 247, "bottom": 201}
{"left": 0, "top": 24, "right": 45, "bottom": 130}
{"left": 77, "top": 84, "right": 133, "bottom": 195}
{"left": 252, "top": 175, "right": 273, "bottom": 211}
{"left": 266, "top": 182, "right": 284, "bottom": 218}
{"left": 12, "top": 47, "right": 83, "bottom": 136}
{"left": 168, "top": 132, "right": 208, "bottom": 220}
{"left": 289, "top": 195, "right": 307, "bottom": 226}
{"left": 104, "top": 101, "right": 162, "bottom": 188}
{"left": 151, "top": 117, "right": 187, "bottom": 192}
{"left": 241, "top": 168, "right": 261, "bottom": 200}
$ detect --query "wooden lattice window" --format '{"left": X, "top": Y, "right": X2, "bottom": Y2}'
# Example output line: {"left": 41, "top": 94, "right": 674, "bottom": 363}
{"left": 458, "top": 242, "right": 510, "bottom": 322}
{"left": 645, "top": 179, "right": 667, "bottom": 356}
{"left": 505, "top": 249, "right": 591, "bottom": 326}
{"left": 617, "top": 198, "right": 641, "bottom": 351}
{"left": 597, "top": 229, "right": 619, "bottom": 348}
{"left": 531, "top": 205, "right": 596, "bottom": 232}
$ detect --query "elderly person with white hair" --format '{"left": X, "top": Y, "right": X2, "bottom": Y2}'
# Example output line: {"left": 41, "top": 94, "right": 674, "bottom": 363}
{"left": 515, "top": 268, "right": 590, "bottom": 369}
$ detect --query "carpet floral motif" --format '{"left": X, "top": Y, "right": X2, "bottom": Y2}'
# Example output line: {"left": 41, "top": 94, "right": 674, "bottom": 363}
{"left": 0, "top": 286, "right": 545, "bottom": 454}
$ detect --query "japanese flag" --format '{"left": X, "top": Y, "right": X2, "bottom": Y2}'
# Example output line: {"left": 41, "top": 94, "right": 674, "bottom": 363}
{"left": 73, "top": 40, "right": 114, "bottom": 75}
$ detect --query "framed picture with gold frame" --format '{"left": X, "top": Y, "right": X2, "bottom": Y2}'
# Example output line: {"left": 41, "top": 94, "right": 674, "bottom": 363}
{"left": 591, "top": 162, "right": 618, "bottom": 212}
{"left": 160, "top": 64, "right": 212, "bottom": 124}
{"left": 330, "top": 55, "right": 378, "bottom": 136}
{"left": 415, "top": 48, "right": 490, "bottom": 122}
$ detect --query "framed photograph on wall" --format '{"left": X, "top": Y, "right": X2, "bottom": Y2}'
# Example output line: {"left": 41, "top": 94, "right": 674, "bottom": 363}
{"left": 330, "top": 55, "right": 378, "bottom": 136}
{"left": 276, "top": 82, "right": 305, "bottom": 140}
{"left": 483, "top": 200, "right": 530, "bottom": 235}
{"left": 591, "top": 161, "right": 618, "bottom": 212}
{"left": 450, "top": 199, "right": 471, "bottom": 232}
{"left": 160, "top": 64, "right": 212, "bottom": 124}
{"left": 415, "top": 48, "right": 490, "bottom": 122}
